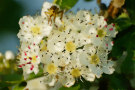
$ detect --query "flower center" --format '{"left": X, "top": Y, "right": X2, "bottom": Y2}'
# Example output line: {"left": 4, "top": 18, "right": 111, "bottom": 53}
{"left": 71, "top": 68, "right": 81, "bottom": 77}
{"left": 47, "top": 63, "right": 57, "bottom": 74}
{"left": 59, "top": 25, "right": 66, "bottom": 32}
{"left": 65, "top": 41, "right": 76, "bottom": 52}
{"left": 32, "top": 56, "right": 37, "bottom": 63}
{"left": 41, "top": 45, "right": 47, "bottom": 51}
{"left": 31, "top": 26, "right": 40, "bottom": 36}
{"left": 97, "top": 29, "right": 106, "bottom": 38}
{"left": 90, "top": 54, "right": 100, "bottom": 65}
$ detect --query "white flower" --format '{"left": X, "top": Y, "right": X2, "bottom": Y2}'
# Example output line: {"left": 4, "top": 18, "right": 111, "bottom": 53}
{"left": 17, "top": 1, "right": 117, "bottom": 87}
{"left": 51, "top": 52, "right": 71, "bottom": 67}
{"left": 18, "top": 16, "right": 52, "bottom": 44}
{"left": 76, "top": 10, "right": 92, "bottom": 24}
{"left": 59, "top": 59, "right": 95, "bottom": 87}
{"left": 79, "top": 45, "right": 113, "bottom": 78}
{"left": 43, "top": 59, "right": 60, "bottom": 86}
{"left": 106, "top": 23, "right": 118, "bottom": 38}
{"left": 88, "top": 23, "right": 117, "bottom": 48}
{"left": 18, "top": 42, "right": 40, "bottom": 75}
{"left": 24, "top": 77, "right": 48, "bottom": 90}
{"left": 47, "top": 30, "right": 65, "bottom": 53}
{"left": 101, "top": 37, "right": 114, "bottom": 51}
{"left": 90, "top": 14, "right": 107, "bottom": 28}
{"left": 5, "top": 50, "right": 15, "bottom": 60}
{"left": 102, "top": 60, "right": 115, "bottom": 74}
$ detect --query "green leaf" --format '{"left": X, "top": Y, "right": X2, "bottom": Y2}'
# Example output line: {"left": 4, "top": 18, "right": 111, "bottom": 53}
{"left": 59, "top": 84, "right": 80, "bottom": 90}
{"left": 54, "top": 0, "right": 78, "bottom": 11}
{"left": 125, "top": 0, "right": 135, "bottom": 22}
{"left": 0, "top": 73, "right": 23, "bottom": 87}
{"left": 110, "top": 25, "right": 135, "bottom": 57}
{"left": 108, "top": 73, "right": 129, "bottom": 89}
{"left": 115, "top": 14, "right": 133, "bottom": 32}
{"left": 13, "top": 82, "right": 27, "bottom": 90}
{"left": 133, "top": 50, "right": 135, "bottom": 61}
{"left": 117, "top": 13, "right": 129, "bottom": 19}
{"left": 0, "top": 74, "right": 23, "bottom": 82}
{"left": 110, "top": 25, "right": 135, "bottom": 75}
{"left": 13, "top": 84, "right": 25, "bottom": 90}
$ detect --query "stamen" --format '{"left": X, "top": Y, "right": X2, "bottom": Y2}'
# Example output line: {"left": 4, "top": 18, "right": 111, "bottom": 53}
{"left": 18, "top": 65, "right": 22, "bottom": 68}
{"left": 29, "top": 57, "right": 32, "bottom": 60}
{"left": 27, "top": 62, "right": 31, "bottom": 64}
{"left": 112, "top": 24, "right": 115, "bottom": 26}
{"left": 24, "top": 58, "right": 27, "bottom": 60}
{"left": 109, "top": 28, "right": 113, "bottom": 31}
{"left": 104, "top": 25, "right": 107, "bottom": 28}
{"left": 30, "top": 65, "right": 34, "bottom": 70}
{"left": 28, "top": 46, "right": 31, "bottom": 49}
{"left": 24, "top": 52, "right": 27, "bottom": 56}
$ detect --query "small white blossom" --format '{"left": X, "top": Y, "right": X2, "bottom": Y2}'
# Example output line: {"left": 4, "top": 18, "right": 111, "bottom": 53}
{"left": 24, "top": 77, "right": 48, "bottom": 90}
{"left": 18, "top": 42, "right": 40, "bottom": 75}
{"left": 59, "top": 59, "right": 95, "bottom": 87}
{"left": 18, "top": 16, "right": 52, "bottom": 44}
{"left": 5, "top": 50, "right": 15, "bottom": 60}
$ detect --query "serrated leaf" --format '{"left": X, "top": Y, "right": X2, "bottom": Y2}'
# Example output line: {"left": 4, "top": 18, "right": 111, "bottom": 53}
{"left": 54, "top": 0, "right": 78, "bottom": 11}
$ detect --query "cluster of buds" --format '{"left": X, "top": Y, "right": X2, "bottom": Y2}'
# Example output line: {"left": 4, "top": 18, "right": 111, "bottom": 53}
{"left": 17, "top": 2, "right": 117, "bottom": 87}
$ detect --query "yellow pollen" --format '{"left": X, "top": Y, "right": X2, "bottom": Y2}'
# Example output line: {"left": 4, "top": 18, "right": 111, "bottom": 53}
{"left": 40, "top": 40, "right": 47, "bottom": 51}
{"left": 32, "top": 56, "right": 37, "bottom": 63}
{"left": 87, "top": 36, "right": 91, "bottom": 38}
{"left": 31, "top": 26, "right": 40, "bottom": 36}
{"left": 71, "top": 68, "right": 81, "bottom": 77}
{"left": 27, "top": 56, "right": 29, "bottom": 59}
{"left": 65, "top": 41, "right": 76, "bottom": 52}
{"left": 41, "top": 44, "right": 47, "bottom": 51}
{"left": 40, "top": 40, "right": 44, "bottom": 44}
{"left": 47, "top": 63, "right": 57, "bottom": 74}
{"left": 90, "top": 54, "right": 100, "bottom": 65}
{"left": 89, "top": 22, "right": 92, "bottom": 24}
{"left": 70, "top": 19, "right": 74, "bottom": 23}
{"left": 59, "top": 25, "right": 66, "bottom": 32}
{"left": 97, "top": 29, "right": 106, "bottom": 38}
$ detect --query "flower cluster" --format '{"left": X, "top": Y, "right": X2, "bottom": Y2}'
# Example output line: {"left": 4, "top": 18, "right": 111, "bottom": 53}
{"left": 17, "top": 2, "right": 117, "bottom": 87}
